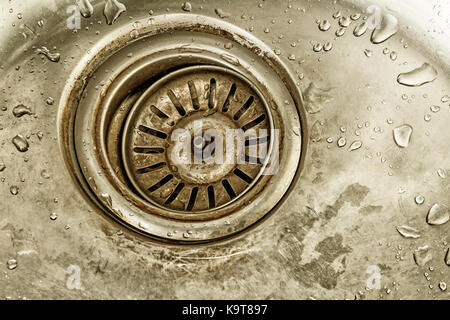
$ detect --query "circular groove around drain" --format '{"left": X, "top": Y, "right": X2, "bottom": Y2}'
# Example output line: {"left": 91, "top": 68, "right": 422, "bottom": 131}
{"left": 122, "top": 66, "right": 274, "bottom": 213}
{"left": 59, "top": 14, "right": 303, "bottom": 242}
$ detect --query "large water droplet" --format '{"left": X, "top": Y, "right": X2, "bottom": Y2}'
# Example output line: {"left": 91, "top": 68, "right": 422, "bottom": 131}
{"left": 12, "top": 104, "right": 31, "bottom": 118}
{"left": 104, "top": 0, "right": 126, "bottom": 25}
{"left": 338, "top": 16, "right": 351, "bottom": 27}
{"left": 396, "top": 225, "right": 420, "bottom": 239}
{"left": 413, "top": 245, "right": 432, "bottom": 266}
{"left": 371, "top": 14, "right": 399, "bottom": 44}
{"left": 426, "top": 203, "right": 449, "bottom": 225}
{"left": 393, "top": 124, "right": 412, "bottom": 148}
{"left": 397, "top": 63, "right": 438, "bottom": 87}
{"left": 12, "top": 134, "right": 29, "bottom": 152}
{"left": 36, "top": 46, "right": 60, "bottom": 63}
{"left": 76, "top": 0, "right": 94, "bottom": 18}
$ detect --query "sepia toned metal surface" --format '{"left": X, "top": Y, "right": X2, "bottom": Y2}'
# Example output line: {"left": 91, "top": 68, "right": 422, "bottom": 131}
{"left": 0, "top": 0, "right": 449, "bottom": 299}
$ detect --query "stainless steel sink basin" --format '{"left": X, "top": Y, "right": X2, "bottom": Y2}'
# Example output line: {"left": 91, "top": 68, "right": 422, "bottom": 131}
{"left": 0, "top": 0, "right": 449, "bottom": 299}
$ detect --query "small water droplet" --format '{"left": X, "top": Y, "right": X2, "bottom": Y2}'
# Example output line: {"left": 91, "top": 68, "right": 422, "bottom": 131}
{"left": 10, "top": 185, "right": 19, "bottom": 195}
{"left": 335, "top": 27, "right": 346, "bottom": 37}
{"left": 415, "top": 195, "right": 425, "bottom": 205}
{"left": 338, "top": 16, "right": 351, "bottom": 27}
{"left": 181, "top": 1, "right": 192, "bottom": 12}
{"left": 439, "top": 282, "right": 447, "bottom": 291}
{"left": 50, "top": 212, "right": 58, "bottom": 221}
{"left": 7, "top": 259, "right": 17, "bottom": 270}
{"left": 313, "top": 43, "right": 323, "bottom": 52}
{"left": 318, "top": 19, "right": 331, "bottom": 31}
{"left": 46, "top": 97, "right": 54, "bottom": 105}
{"left": 323, "top": 42, "right": 333, "bottom": 52}
{"left": 215, "top": 8, "right": 229, "bottom": 19}
{"left": 349, "top": 140, "right": 362, "bottom": 151}
{"left": 437, "top": 168, "right": 446, "bottom": 179}
{"left": 390, "top": 51, "right": 397, "bottom": 61}
{"left": 364, "top": 49, "right": 372, "bottom": 57}
{"left": 12, "top": 135, "right": 29, "bottom": 152}
{"left": 353, "top": 21, "right": 368, "bottom": 37}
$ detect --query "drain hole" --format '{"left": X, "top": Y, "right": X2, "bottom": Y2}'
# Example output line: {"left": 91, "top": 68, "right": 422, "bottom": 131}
{"left": 188, "top": 80, "right": 200, "bottom": 110}
{"left": 164, "top": 183, "right": 185, "bottom": 205}
{"left": 233, "top": 168, "right": 253, "bottom": 184}
{"left": 233, "top": 96, "right": 254, "bottom": 121}
{"left": 208, "top": 78, "right": 216, "bottom": 109}
{"left": 207, "top": 185, "right": 215, "bottom": 208}
{"left": 221, "top": 179, "right": 236, "bottom": 199}
{"left": 148, "top": 174, "right": 174, "bottom": 192}
{"left": 150, "top": 105, "right": 169, "bottom": 120}
{"left": 241, "top": 114, "right": 266, "bottom": 132}
{"left": 133, "top": 147, "right": 165, "bottom": 154}
{"left": 222, "top": 83, "right": 237, "bottom": 112}
{"left": 138, "top": 125, "right": 168, "bottom": 139}
{"left": 186, "top": 187, "right": 199, "bottom": 211}
{"left": 167, "top": 90, "right": 187, "bottom": 116}
{"left": 136, "top": 162, "right": 166, "bottom": 174}
{"left": 245, "top": 136, "right": 269, "bottom": 146}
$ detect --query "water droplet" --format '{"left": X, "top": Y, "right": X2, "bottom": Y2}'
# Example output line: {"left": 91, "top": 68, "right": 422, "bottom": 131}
{"left": 36, "top": 46, "right": 60, "bottom": 63}
{"left": 445, "top": 248, "right": 450, "bottom": 266}
{"left": 396, "top": 225, "right": 420, "bottom": 239}
{"left": 335, "top": 27, "right": 346, "bottom": 37}
{"left": 76, "top": 0, "right": 94, "bottom": 18}
{"left": 353, "top": 21, "right": 368, "bottom": 37}
{"left": 382, "top": 48, "right": 390, "bottom": 55}
{"left": 337, "top": 137, "right": 347, "bottom": 147}
{"left": 439, "top": 282, "right": 447, "bottom": 291}
{"left": 371, "top": 14, "right": 399, "bottom": 44}
{"left": 350, "top": 13, "right": 361, "bottom": 20}
{"left": 181, "top": 1, "right": 192, "bottom": 12}
{"left": 318, "top": 20, "right": 331, "bottom": 31}
{"left": 7, "top": 259, "right": 17, "bottom": 270}
{"left": 437, "top": 168, "right": 446, "bottom": 179}
{"left": 100, "top": 193, "right": 113, "bottom": 207}
{"left": 338, "top": 16, "right": 351, "bottom": 27}
{"left": 50, "top": 212, "right": 58, "bottom": 221}
{"left": 215, "top": 8, "right": 229, "bottom": 19}
{"left": 393, "top": 124, "right": 413, "bottom": 148}
{"left": 0, "top": 162, "right": 5, "bottom": 172}
{"left": 413, "top": 245, "right": 432, "bottom": 266}
{"left": 323, "top": 42, "right": 333, "bottom": 52}
{"left": 364, "top": 49, "right": 372, "bottom": 57}
{"left": 104, "top": 0, "right": 126, "bottom": 25}
{"left": 415, "top": 195, "right": 425, "bottom": 205}
{"left": 288, "top": 54, "right": 296, "bottom": 61}
{"left": 41, "top": 169, "right": 50, "bottom": 179}
{"left": 397, "top": 63, "right": 438, "bottom": 87}
{"left": 37, "top": 20, "right": 44, "bottom": 28}
{"left": 313, "top": 43, "right": 323, "bottom": 52}
{"left": 12, "top": 135, "right": 29, "bottom": 152}
{"left": 10, "top": 186, "right": 19, "bottom": 195}
{"left": 424, "top": 114, "right": 432, "bottom": 122}
{"left": 349, "top": 140, "right": 362, "bottom": 151}
{"left": 12, "top": 104, "right": 31, "bottom": 117}
{"left": 220, "top": 53, "right": 240, "bottom": 66}
{"left": 46, "top": 97, "right": 54, "bottom": 105}
{"left": 332, "top": 11, "right": 341, "bottom": 19}
{"left": 426, "top": 203, "right": 449, "bottom": 225}
{"left": 390, "top": 51, "right": 397, "bottom": 61}
{"left": 430, "top": 105, "right": 440, "bottom": 113}
{"left": 441, "top": 95, "right": 450, "bottom": 103}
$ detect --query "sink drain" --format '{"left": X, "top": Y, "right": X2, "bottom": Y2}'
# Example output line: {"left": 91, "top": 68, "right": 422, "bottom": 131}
{"left": 59, "top": 14, "right": 304, "bottom": 243}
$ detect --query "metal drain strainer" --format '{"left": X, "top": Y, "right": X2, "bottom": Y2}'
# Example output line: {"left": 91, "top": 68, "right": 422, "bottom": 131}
{"left": 122, "top": 66, "right": 273, "bottom": 213}
{"left": 59, "top": 14, "right": 303, "bottom": 242}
